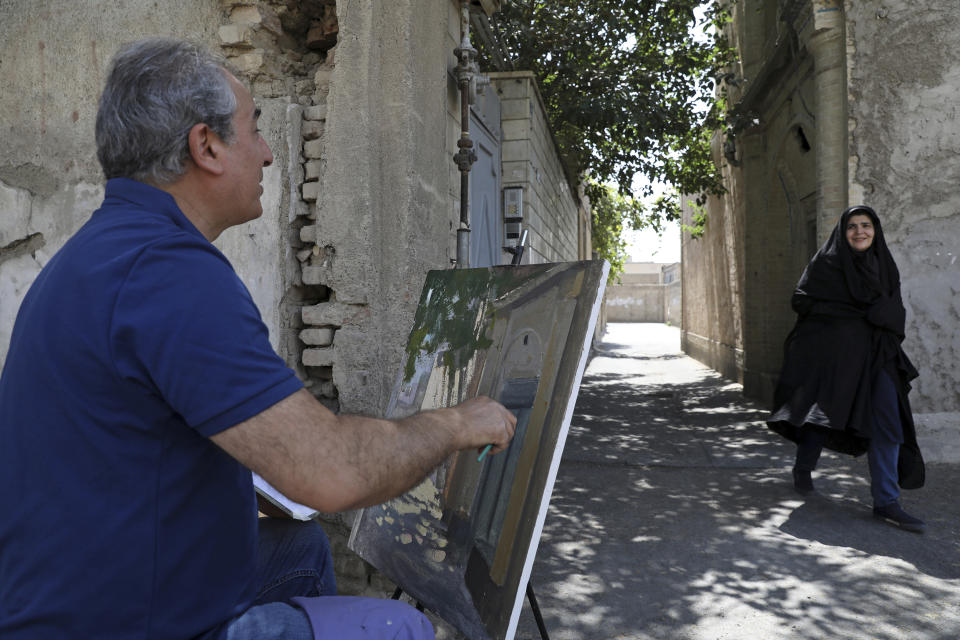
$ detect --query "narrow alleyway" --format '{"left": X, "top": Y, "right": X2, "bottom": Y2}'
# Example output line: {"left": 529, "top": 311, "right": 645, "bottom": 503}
{"left": 512, "top": 323, "right": 960, "bottom": 640}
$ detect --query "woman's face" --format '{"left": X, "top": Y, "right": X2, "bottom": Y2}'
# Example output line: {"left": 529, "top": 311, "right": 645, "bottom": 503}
{"left": 845, "top": 214, "right": 875, "bottom": 252}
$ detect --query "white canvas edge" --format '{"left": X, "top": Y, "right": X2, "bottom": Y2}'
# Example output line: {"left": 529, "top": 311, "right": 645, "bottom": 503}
{"left": 504, "top": 259, "right": 609, "bottom": 640}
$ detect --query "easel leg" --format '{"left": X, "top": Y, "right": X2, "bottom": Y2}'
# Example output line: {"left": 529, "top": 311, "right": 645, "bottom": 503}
{"left": 393, "top": 583, "right": 550, "bottom": 638}
{"left": 526, "top": 582, "right": 550, "bottom": 640}
{"left": 390, "top": 586, "right": 425, "bottom": 612}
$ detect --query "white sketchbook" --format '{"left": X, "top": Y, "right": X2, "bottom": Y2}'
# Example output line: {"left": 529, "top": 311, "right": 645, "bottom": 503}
{"left": 253, "top": 472, "right": 318, "bottom": 521}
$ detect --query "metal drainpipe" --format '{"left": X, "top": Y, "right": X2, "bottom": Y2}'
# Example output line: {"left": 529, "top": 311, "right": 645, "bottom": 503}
{"left": 453, "top": 1, "right": 478, "bottom": 268}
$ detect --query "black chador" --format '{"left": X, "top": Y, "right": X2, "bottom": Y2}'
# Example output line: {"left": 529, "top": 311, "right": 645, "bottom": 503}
{"left": 767, "top": 205, "right": 924, "bottom": 490}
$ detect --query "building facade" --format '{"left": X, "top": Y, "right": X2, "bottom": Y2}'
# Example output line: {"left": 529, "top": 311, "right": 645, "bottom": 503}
{"left": 682, "top": 0, "right": 960, "bottom": 457}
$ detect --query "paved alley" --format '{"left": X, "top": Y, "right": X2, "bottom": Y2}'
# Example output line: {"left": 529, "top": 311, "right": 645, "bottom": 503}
{"left": 512, "top": 323, "right": 960, "bottom": 640}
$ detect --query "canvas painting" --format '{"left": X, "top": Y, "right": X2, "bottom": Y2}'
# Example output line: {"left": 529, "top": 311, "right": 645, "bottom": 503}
{"left": 348, "top": 260, "right": 608, "bottom": 640}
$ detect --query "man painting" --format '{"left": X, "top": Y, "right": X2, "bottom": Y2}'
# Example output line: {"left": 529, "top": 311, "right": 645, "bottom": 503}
{"left": 0, "top": 38, "right": 516, "bottom": 639}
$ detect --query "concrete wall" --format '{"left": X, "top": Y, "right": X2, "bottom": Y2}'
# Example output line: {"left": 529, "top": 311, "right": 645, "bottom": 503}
{"left": 490, "top": 71, "right": 583, "bottom": 264}
{"left": 845, "top": 1, "right": 960, "bottom": 450}
{"left": 0, "top": 1, "right": 223, "bottom": 364}
{"left": 605, "top": 262, "right": 681, "bottom": 323}
{"left": 606, "top": 285, "right": 665, "bottom": 322}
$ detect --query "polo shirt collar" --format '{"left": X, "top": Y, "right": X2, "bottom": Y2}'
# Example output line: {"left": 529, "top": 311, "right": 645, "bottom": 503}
{"left": 103, "top": 177, "right": 206, "bottom": 240}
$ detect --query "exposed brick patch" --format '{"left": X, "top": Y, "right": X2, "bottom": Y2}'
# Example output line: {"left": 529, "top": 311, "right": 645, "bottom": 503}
{"left": 218, "top": 1, "right": 350, "bottom": 411}
{"left": 0, "top": 232, "right": 45, "bottom": 265}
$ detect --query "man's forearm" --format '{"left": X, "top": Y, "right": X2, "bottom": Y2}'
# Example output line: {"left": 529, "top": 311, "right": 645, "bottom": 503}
{"left": 329, "top": 408, "right": 468, "bottom": 509}
{"left": 212, "top": 389, "right": 515, "bottom": 513}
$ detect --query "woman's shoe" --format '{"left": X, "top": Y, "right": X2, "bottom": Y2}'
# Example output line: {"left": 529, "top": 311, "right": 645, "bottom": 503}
{"left": 792, "top": 468, "right": 815, "bottom": 495}
{"left": 873, "top": 501, "right": 926, "bottom": 533}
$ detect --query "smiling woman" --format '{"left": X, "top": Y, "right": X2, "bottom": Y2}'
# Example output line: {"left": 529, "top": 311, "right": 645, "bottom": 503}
{"left": 845, "top": 213, "right": 875, "bottom": 252}
{"left": 766, "top": 205, "right": 927, "bottom": 533}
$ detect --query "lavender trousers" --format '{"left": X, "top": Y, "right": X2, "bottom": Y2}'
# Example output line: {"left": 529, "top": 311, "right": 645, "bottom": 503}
{"left": 208, "top": 518, "right": 434, "bottom": 640}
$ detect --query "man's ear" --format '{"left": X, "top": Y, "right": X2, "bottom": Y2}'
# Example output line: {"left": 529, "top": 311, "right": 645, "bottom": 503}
{"left": 186, "top": 123, "right": 226, "bottom": 176}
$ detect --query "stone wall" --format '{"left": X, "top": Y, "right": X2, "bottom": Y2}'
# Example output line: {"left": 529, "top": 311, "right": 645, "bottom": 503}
{"left": 216, "top": 0, "right": 339, "bottom": 381}
{"left": 490, "top": 71, "right": 583, "bottom": 264}
{"left": 845, "top": 1, "right": 960, "bottom": 453}
{"left": 296, "top": 0, "right": 465, "bottom": 418}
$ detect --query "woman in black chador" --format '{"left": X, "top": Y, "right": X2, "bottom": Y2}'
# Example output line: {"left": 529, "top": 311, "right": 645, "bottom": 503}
{"left": 767, "top": 205, "right": 926, "bottom": 532}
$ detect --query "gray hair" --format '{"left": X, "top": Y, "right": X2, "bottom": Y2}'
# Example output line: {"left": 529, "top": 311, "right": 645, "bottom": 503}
{"left": 95, "top": 38, "right": 237, "bottom": 185}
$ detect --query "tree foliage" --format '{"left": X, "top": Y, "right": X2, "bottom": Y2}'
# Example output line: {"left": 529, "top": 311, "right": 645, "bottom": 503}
{"left": 588, "top": 184, "right": 647, "bottom": 280}
{"left": 479, "top": 0, "right": 732, "bottom": 276}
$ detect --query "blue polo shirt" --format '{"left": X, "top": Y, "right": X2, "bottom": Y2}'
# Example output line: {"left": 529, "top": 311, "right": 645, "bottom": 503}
{"left": 0, "top": 178, "right": 304, "bottom": 638}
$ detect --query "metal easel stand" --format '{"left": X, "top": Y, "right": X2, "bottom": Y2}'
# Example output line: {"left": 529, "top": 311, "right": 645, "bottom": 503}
{"left": 525, "top": 581, "right": 551, "bottom": 640}
{"left": 390, "top": 581, "right": 551, "bottom": 640}
{"left": 505, "top": 229, "right": 528, "bottom": 267}
{"left": 390, "top": 585, "right": 425, "bottom": 613}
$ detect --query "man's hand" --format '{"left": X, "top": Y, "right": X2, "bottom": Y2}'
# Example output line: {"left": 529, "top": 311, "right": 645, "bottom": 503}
{"left": 446, "top": 395, "right": 517, "bottom": 456}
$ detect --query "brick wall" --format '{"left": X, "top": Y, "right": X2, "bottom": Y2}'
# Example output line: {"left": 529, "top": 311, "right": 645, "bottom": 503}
{"left": 216, "top": 1, "right": 339, "bottom": 401}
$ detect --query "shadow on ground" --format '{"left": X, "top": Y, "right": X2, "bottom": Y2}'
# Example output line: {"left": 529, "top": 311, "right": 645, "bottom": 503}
{"left": 510, "top": 325, "right": 960, "bottom": 640}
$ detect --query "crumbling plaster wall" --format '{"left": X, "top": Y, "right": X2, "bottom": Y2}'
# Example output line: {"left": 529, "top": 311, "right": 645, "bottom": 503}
{"left": 0, "top": 0, "right": 314, "bottom": 373}
{"left": 846, "top": 2, "right": 960, "bottom": 445}
{"left": 0, "top": 1, "right": 223, "bottom": 366}
{"left": 217, "top": 0, "right": 342, "bottom": 405}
